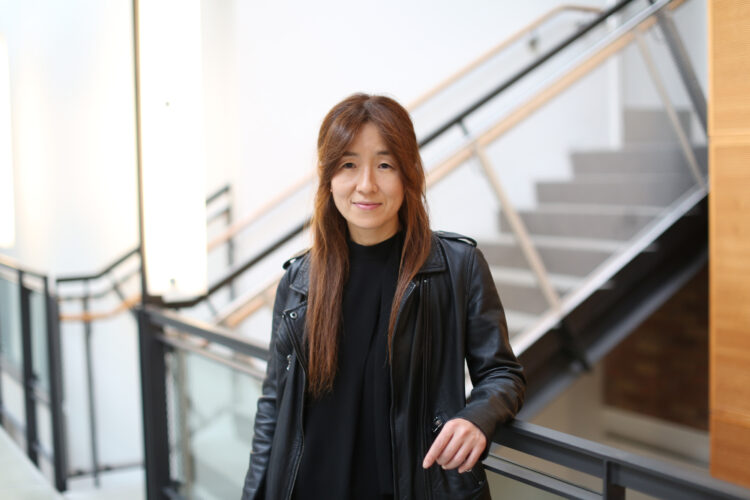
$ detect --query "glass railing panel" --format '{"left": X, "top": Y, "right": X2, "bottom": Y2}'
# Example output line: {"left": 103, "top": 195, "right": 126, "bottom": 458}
{"left": 166, "top": 345, "right": 264, "bottom": 500}
{"left": 0, "top": 369, "right": 26, "bottom": 443}
{"left": 35, "top": 401, "right": 55, "bottom": 481}
{"left": 487, "top": 471, "right": 574, "bottom": 499}
{"left": 0, "top": 272, "right": 23, "bottom": 370}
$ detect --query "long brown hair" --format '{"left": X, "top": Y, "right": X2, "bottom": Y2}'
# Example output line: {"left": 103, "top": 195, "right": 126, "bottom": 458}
{"left": 306, "top": 93, "right": 432, "bottom": 398}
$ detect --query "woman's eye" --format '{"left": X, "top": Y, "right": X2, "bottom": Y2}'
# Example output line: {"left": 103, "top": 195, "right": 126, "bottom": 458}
{"left": 341, "top": 162, "right": 355, "bottom": 169}
{"left": 379, "top": 163, "right": 393, "bottom": 169}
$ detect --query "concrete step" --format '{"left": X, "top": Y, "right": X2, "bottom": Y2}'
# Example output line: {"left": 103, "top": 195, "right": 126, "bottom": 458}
{"left": 536, "top": 173, "right": 695, "bottom": 207}
{"left": 499, "top": 204, "right": 661, "bottom": 241}
{"left": 479, "top": 234, "right": 619, "bottom": 277}
{"left": 623, "top": 108, "right": 693, "bottom": 144}
{"left": 491, "top": 267, "right": 581, "bottom": 315}
{"left": 570, "top": 145, "right": 707, "bottom": 176}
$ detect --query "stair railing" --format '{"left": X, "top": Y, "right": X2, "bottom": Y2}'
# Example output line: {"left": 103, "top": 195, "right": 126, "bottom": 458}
{"left": 50, "top": 183, "right": 232, "bottom": 487}
{"left": 136, "top": 305, "right": 750, "bottom": 500}
{"left": 0, "top": 255, "right": 67, "bottom": 491}
{"left": 204, "top": 4, "right": 604, "bottom": 264}
{"left": 210, "top": 0, "right": 701, "bottom": 337}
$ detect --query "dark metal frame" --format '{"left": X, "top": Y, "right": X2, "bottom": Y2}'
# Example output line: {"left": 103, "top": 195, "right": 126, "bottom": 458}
{"left": 137, "top": 305, "right": 270, "bottom": 499}
{"left": 490, "top": 420, "right": 750, "bottom": 499}
{"left": 49, "top": 182, "right": 233, "bottom": 486}
{"left": 135, "top": 305, "right": 750, "bottom": 500}
{"left": 0, "top": 263, "right": 67, "bottom": 491}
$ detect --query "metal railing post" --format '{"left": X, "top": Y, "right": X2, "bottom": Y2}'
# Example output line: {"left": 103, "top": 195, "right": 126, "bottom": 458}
{"left": 44, "top": 279, "right": 68, "bottom": 491}
{"left": 226, "top": 188, "right": 236, "bottom": 302}
{"left": 82, "top": 281, "right": 100, "bottom": 486}
{"left": 603, "top": 460, "right": 625, "bottom": 499}
{"left": 137, "top": 307, "right": 172, "bottom": 499}
{"left": 18, "top": 270, "right": 39, "bottom": 465}
{"left": 634, "top": 32, "right": 706, "bottom": 190}
{"left": 649, "top": 1, "right": 707, "bottom": 133}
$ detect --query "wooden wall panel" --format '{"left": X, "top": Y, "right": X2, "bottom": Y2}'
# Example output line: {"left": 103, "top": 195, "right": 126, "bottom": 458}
{"left": 709, "top": 0, "right": 750, "bottom": 487}
{"left": 711, "top": 414, "right": 750, "bottom": 487}
{"left": 709, "top": 0, "right": 750, "bottom": 136}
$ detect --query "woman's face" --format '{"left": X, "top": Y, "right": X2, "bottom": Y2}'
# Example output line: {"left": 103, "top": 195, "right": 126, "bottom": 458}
{"left": 330, "top": 122, "right": 405, "bottom": 245}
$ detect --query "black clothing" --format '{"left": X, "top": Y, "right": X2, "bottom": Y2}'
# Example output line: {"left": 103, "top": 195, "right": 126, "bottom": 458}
{"left": 292, "top": 232, "right": 401, "bottom": 500}
{"left": 242, "top": 231, "right": 526, "bottom": 500}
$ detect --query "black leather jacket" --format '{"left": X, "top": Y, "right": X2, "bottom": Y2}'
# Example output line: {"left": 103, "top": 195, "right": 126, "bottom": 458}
{"left": 242, "top": 231, "right": 526, "bottom": 500}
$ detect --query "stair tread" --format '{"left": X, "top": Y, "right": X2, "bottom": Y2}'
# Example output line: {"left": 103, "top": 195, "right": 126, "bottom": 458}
{"left": 479, "top": 234, "right": 625, "bottom": 253}
{"left": 531, "top": 203, "right": 664, "bottom": 216}
{"left": 490, "top": 266, "right": 582, "bottom": 291}
{"left": 540, "top": 173, "right": 695, "bottom": 184}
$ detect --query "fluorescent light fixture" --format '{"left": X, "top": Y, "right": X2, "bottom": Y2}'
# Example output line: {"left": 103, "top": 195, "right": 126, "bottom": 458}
{"left": 137, "top": 0, "right": 207, "bottom": 299}
{"left": 0, "top": 35, "right": 15, "bottom": 248}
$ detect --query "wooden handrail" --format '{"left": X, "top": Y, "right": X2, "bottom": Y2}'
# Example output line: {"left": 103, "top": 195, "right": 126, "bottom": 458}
{"left": 406, "top": 4, "right": 602, "bottom": 110}
{"left": 59, "top": 293, "right": 141, "bottom": 322}
{"left": 207, "top": 172, "right": 315, "bottom": 252}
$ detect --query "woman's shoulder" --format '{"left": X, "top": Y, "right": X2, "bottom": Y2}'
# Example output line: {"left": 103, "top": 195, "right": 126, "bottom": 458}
{"left": 433, "top": 230, "right": 477, "bottom": 248}
{"left": 282, "top": 248, "right": 311, "bottom": 271}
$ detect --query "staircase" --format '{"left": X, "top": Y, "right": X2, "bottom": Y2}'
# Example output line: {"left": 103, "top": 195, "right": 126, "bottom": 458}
{"left": 477, "top": 108, "right": 707, "bottom": 415}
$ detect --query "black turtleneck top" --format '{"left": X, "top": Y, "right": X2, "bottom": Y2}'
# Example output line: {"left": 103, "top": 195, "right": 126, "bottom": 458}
{"left": 291, "top": 231, "right": 403, "bottom": 500}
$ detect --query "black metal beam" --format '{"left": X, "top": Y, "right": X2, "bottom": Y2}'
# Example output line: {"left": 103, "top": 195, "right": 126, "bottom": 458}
{"left": 137, "top": 307, "right": 172, "bottom": 500}
{"left": 160, "top": 218, "right": 308, "bottom": 309}
{"left": 483, "top": 454, "right": 600, "bottom": 500}
{"left": 18, "top": 271, "right": 39, "bottom": 465}
{"left": 144, "top": 306, "right": 270, "bottom": 361}
{"left": 56, "top": 247, "right": 141, "bottom": 284}
{"left": 45, "top": 282, "right": 68, "bottom": 492}
{"left": 205, "top": 183, "right": 231, "bottom": 205}
{"left": 493, "top": 420, "right": 750, "bottom": 500}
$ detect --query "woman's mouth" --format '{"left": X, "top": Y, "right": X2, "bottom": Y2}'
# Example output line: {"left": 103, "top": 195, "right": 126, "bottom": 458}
{"left": 353, "top": 202, "right": 381, "bottom": 210}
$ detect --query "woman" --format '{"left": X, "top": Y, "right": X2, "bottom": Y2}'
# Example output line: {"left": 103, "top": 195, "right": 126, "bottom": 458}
{"left": 242, "top": 94, "right": 525, "bottom": 500}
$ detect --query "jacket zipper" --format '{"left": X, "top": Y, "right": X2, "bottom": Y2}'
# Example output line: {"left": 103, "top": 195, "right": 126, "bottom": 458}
{"left": 389, "top": 280, "right": 417, "bottom": 500}
{"left": 420, "top": 278, "right": 433, "bottom": 500}
{"left": 282, "top": 309, "right": 307, "bottom": 500}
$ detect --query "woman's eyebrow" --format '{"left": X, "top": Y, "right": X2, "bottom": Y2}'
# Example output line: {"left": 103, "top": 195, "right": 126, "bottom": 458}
{"left": 341, "top": 150, "right": 392, "bottom": 157}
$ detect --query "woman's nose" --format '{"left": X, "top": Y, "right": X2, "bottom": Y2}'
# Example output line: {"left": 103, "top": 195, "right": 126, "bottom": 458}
{"left": 356, "top": 165, "right": 378, "bottom": 193}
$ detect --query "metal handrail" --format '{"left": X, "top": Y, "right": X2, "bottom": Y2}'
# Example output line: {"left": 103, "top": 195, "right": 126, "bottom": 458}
{"left": 136, "top": 303, "right": 750, "bottom": 500}
{"left": 490, "top": 420, "right": 750, "bottom": 499}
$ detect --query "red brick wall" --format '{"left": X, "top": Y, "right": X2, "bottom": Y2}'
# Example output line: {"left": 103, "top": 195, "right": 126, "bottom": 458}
{"left": 603, "top": 265, "right": 708, "bottom": 430}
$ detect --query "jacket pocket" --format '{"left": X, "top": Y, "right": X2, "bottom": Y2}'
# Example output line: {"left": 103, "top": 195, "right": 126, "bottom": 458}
{"left": 429, "top": 412, "right": 486, "bottom": 493}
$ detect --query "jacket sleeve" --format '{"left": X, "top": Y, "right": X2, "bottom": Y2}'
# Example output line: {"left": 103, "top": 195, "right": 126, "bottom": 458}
{"left": 454, "top": 246, "right": 526, "bottom": 458}
{"left": 241, "top": 270, "right": 291, "bottom": 500}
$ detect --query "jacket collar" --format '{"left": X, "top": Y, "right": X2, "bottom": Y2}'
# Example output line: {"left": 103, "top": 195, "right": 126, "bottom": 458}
{"left": 289, "top": 232, "right": 445, "bottom": 296}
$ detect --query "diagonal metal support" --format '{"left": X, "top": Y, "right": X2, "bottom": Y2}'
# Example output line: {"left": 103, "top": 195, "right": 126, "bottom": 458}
{"left": 649, "top": 1, "right": 707, "bottom": 133}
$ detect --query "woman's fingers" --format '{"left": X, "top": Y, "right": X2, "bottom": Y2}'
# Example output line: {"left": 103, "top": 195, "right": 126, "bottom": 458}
{"left": 423, "top": 418, "right": 486, "bottom": 471}
{"left": 458, "top": 445, "right": 484, "bottom": 473}
{"left": 422, "top": 426, "right": 451, "bottom": 468}
{"left": 441, "top": 440, "right": 472, "bottom": 469}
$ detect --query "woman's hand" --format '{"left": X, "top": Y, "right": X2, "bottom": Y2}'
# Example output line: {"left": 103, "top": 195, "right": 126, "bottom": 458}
{"left": 422, "top": 418, "right": 487, "bottom": 473}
